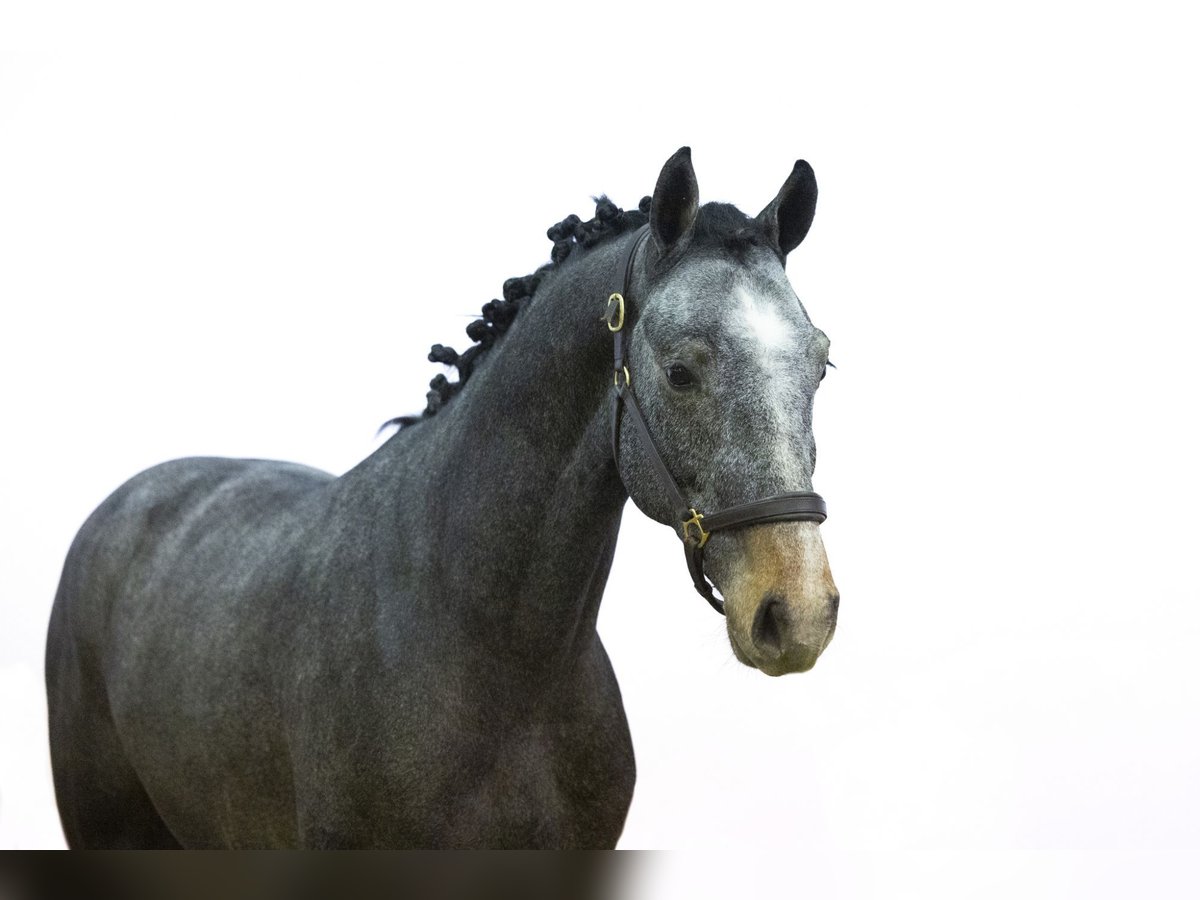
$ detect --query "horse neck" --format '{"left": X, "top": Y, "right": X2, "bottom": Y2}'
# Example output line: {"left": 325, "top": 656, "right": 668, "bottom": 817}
{"left": 356, "top": 237, "right": 632, "bottom": 667}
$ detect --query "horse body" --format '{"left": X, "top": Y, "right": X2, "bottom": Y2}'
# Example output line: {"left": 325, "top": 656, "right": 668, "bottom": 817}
{"left": 47, "top": 237, "right": 636, "bottom": 848}
{"left": 47, "top": 148, "right": 838, "bottom": 848}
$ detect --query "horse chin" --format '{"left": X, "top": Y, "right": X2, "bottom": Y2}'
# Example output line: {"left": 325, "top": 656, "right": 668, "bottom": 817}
{"left": 727, "top": 624, "right": 826, "bottom": 676}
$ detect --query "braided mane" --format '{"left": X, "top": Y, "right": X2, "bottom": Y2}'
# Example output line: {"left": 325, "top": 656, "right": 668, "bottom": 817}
{"left": 386, "top": 194, "right": 652, "bottom": 428}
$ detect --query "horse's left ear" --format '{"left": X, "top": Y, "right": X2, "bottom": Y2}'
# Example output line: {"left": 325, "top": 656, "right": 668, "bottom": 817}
{"left": 756, "top": 160, "right": 818, "bottom": 259}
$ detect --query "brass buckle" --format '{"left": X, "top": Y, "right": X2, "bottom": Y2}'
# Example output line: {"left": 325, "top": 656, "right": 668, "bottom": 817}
{"left": 681, "top": 508, "right": 709, "bottom": 547}
{"left": 605, "top": 293, "right": 625, "bottom": 332}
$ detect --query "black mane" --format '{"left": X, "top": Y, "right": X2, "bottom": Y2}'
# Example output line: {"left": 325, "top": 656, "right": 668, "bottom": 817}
{"left": 386, "top": 197, "right": 770, "bottom": 428}
{"left": 386, "top": 194, "right": 652, "bottom": 428}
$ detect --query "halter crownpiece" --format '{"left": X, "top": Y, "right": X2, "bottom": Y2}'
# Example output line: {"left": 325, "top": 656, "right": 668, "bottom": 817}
{"left": 607, "top": 224, "right": 828, "bottom": 615}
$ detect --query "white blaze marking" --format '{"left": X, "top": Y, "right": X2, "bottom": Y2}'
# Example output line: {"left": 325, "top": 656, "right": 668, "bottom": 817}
{"left": 737, "top": 287, "right": 789, "bottom": 354}
{"left": 735, "top": 286, "right": 806, "bottom": 486}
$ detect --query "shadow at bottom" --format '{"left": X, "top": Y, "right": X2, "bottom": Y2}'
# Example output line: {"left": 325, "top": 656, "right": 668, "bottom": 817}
{"left": 0, "top": 850, "right": 643, "bottom": 900}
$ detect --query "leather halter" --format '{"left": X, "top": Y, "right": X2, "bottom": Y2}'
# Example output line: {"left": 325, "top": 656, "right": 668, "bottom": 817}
{"left": 606, "top": 224, "right": 828, "bottom": 615}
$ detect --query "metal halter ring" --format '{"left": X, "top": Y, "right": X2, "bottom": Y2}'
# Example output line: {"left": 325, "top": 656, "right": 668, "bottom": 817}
{"left": 681, "top": 508, "right": 710, "bottom": 548}
{"left": 613, "top": 366, "right": 630, "bottom": 387}
{"left": 605, "top": 293, "right": 625, "bottom": 332}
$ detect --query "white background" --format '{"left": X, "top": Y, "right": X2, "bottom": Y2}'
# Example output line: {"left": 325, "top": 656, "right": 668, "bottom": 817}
{"left": 2, "top": 0, "right": 1198, "bottom": 895}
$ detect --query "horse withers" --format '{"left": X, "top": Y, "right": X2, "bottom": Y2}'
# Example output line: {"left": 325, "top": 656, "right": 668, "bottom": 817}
{"left": 46, "top": 148, "right": 838, "bottom": 848}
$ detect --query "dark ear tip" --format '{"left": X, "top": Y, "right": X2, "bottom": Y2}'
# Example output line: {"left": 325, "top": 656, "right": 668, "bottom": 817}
{"left": 671, "top": 146, "right": 692, "bottom": 161}
{"left": 793, "top": 159, "right": 815, "bottom": 177}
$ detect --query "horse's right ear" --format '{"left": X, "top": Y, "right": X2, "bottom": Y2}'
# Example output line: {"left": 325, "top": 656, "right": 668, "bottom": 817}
{"left": 651, "top": 146, "right": 699, "bottom": 254}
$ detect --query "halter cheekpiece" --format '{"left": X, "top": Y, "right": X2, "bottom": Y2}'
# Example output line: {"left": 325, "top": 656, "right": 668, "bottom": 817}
{"left": 607, "top": 224, "right": 828, "bottom": 615}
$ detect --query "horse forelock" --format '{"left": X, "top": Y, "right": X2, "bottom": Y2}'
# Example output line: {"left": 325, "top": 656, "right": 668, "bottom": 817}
{"left": 687, "top": 202, "right": 775, "bottom": 262}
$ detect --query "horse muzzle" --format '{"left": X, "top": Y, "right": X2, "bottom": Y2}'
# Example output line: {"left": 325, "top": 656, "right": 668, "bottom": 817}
{"left": 715, "top": 522, "right": 839, "bottom": 676}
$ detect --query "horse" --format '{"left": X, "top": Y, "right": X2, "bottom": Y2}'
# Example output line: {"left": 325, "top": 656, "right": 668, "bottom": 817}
{"left": 45, "top": 147, "right": 839, "bottom": 849}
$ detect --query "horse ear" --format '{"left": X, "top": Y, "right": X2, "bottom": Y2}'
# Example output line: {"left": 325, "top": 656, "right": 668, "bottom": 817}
{"left": 651, "top": 146, "right": 699, "bottom": 253}
{"left": 756, "top": 160, "right": 818, "bottom": 258}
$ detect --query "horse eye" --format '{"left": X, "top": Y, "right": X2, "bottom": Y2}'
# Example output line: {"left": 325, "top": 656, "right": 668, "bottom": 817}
{"left": 665, "top": 363, "right": 695, "bottom": 388}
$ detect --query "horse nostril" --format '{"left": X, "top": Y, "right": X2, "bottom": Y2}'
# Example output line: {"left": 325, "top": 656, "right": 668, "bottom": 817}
{"left": 829, "top": 593, "right": 840, "bottom": 617}
{"left": 752, "top": 595, "right": 787, "bottom": 657}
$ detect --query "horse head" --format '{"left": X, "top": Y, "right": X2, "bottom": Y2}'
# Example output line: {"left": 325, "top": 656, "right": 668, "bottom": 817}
{"left": 615, "top": 147, "right": 838, "bottom": 676}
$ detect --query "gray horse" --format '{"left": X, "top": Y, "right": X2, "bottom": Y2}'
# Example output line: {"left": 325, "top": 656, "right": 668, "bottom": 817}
{"left": 46, "top": 148, "right": 839, "bottom": 849}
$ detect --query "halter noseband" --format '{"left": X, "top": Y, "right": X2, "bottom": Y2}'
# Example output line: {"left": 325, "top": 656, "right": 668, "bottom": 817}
{"left": 606, "top": 224, "right": 828, "bottom": 615}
